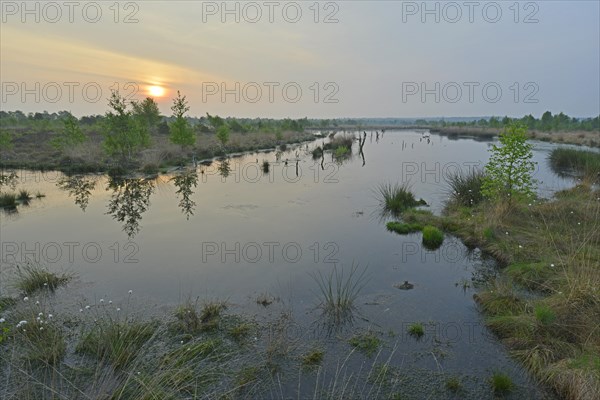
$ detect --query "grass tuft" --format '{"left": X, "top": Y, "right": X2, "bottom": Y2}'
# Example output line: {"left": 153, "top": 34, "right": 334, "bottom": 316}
{"left": 422, "top": 225, "right": 444, "bottom": 249}
{"left": 17, "top": 189, "right": 32, "bottom": 201}
{"left": 407, "top": 322, "right": 425, "bottom": 339}
{"left": 375, "top": 182, "right": 425, "bottom": 217}
{"left": 490, "top": 372, "right": 514, "bottom": 394}
{"left": 301, "top": 348, "right": 324, "bottom": 367}
{"left": 445, "top": 169, "right": 485, "bottom": 207}
{"left": 348, "top": 331, "right": 381, "bottom": 357}
{"left": 311, "top": 263, "right": 369, "bottom": 324}
{"left": 76, "top": 320, "right": 157, "bottom": 369}
{"left": 14, "top": 263, "right": 71, "bottom": 295}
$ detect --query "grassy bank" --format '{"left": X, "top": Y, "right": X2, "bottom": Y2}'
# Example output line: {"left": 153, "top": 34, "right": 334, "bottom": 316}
{"left": 444, "top": 184, "right": 600, "bottom": 399}
{"left": 430, "top": 126, "right": 600, "bottom": 148}
{"left": 383, "top": 164, "right": 599, "bottom": 399}
{"left": 0, "top": 129, "right": 315, "bottom": 174}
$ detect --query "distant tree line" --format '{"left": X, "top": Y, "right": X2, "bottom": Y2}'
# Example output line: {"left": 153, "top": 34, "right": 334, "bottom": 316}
{"left": 0, "top": 92, "right": 315, "bottom": 162}
{"left": 415, "top": 112, "right": 600, "bottom": 132}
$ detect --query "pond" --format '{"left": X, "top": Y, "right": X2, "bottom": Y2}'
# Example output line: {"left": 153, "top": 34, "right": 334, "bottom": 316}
{"left": 0, "top": 130, "right": 580, "bottom": 398}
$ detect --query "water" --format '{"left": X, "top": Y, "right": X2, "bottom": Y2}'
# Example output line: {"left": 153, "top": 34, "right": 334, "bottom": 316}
{"left": 1, "top": 130, "right": 576, "bottom": 398}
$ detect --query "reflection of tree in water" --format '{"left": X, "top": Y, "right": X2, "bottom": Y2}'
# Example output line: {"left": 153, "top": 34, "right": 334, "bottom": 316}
{"left": 218, "top": 159, "right": 230, "bottom": 178}
{"left": 106, "top": 177, "right": 155, "bottom": 238}
{"left": 171, "top": 169, "right": 198, "bottom": 220}
{"left": 56, "top": 175, "right": 97, "bottom": 211}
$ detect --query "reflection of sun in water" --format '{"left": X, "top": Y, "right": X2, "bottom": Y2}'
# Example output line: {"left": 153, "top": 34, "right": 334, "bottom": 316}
{"left": 148, "top": 85, "right": 165, "bottom": 97}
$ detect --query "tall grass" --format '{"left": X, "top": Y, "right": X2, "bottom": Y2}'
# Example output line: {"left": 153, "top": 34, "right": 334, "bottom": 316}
{"left": 549, "top": 148, "right": 600, "bottom": 180}
{"left": 445, "top": 168, "right": 486, "bottom": 207}
{"left": 375, "top": 182, "right": 425, "bottom": 218}
{"left": 14, "top": 263, "right": 71, "bottom": 295}
{"left": 311, "top": 263, "right": 369, "bottom": 324}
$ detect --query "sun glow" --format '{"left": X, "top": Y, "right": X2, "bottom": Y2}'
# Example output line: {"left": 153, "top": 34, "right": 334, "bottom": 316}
{"left": 148, "top": 85, "right": 165, "bottom": 97}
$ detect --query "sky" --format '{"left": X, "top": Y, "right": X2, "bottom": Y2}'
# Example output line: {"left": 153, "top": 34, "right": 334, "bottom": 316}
{"left": 1, "top": 1, "right": 599, "bottom": 119}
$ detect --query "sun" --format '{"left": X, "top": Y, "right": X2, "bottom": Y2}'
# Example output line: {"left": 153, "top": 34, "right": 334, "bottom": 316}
{"left": 148, "top": 85, "right": 165, "bottom": 97}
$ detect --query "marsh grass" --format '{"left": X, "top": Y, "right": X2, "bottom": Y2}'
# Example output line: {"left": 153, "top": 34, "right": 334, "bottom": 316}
{"left": 76, "top": 319, "right": 158, "bottom": 369}
{"left": 446, "top": 180, "right": 600, "bottom": 399}
{"left": 490, "top": 372, "right": 514, "bottom": 394}
{"left": 13, "top": 312, "right": 66, "bottom": 364}
{"left": 301, "top": 347, "right": 324, "bottom": 367}
{"left": 445, "top": 376, "right": 462, "bottom": 392}
{"left": 17, "top": 189, "right": 32, "bottom": 201}
{"left": 549, "top": 148, "right": 600, "bottom": 181}
{"left": 386, "top": 221, "right": 422, "bottom": 235}
{"left": 421, "top": 225, "right": 444, "bottom": 249}
{"left": 445, "top": 169, "right": 485, "bottom": 207}
{"left": 334, "top": 145, "right": 350, "bottom": 159}
{"left": 407, "top": 323, "right": 425, "bottom": 339}
{"left": 0, "top": 192, "right": 17, "bottom": 208}
{"left": 14, "top": 263, "right": 71, "bottom": 295}
{"left": 323, "top": 135, "right": 354, "bottom": 151}
{"left": 311, "top": 263, "right": 369, "bottom": 324}
{"left": 375, "top": 182, "right": 425, "bottom": 218}
{"left": 348, "top": 331, "right": 381, "bottom": 357}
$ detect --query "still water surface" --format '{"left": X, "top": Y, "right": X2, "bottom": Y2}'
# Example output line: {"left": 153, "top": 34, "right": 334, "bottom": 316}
{"left": 1, "top": 130, "right": 579, "bottom": 398}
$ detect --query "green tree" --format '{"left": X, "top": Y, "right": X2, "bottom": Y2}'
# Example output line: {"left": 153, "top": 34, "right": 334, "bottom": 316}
{"left": 132, "top": 97, "right": 162, "bottom": 133}
{"left": 102, "top": 91, "right": 150, "bottom": 161}
{"left": 206, "top": 113, "right": 224, "bottom": 130}
{"left": 169, "top": 91, "right": 195, "bottom": 148}
{"left": 482, "top": 123, "right": 537, "bottom": 201}
{"left": 541, "top": 111, "right": 553, "bottom": 131}
{"left": 51, "top": 113, "right": 87, "bottom": 150}
{"left": 216, "top": 124, "right": 230, "bottom": 148}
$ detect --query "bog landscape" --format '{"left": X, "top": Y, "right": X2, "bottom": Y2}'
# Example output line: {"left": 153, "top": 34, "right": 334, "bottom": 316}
{"left": 0, "top": 2, "right": 599, "bottom": 400}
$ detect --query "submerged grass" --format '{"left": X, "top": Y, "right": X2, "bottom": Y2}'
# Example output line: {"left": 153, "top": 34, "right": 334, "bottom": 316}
{"left": 311, "top": 263, "right": 369, "bottom": 324}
